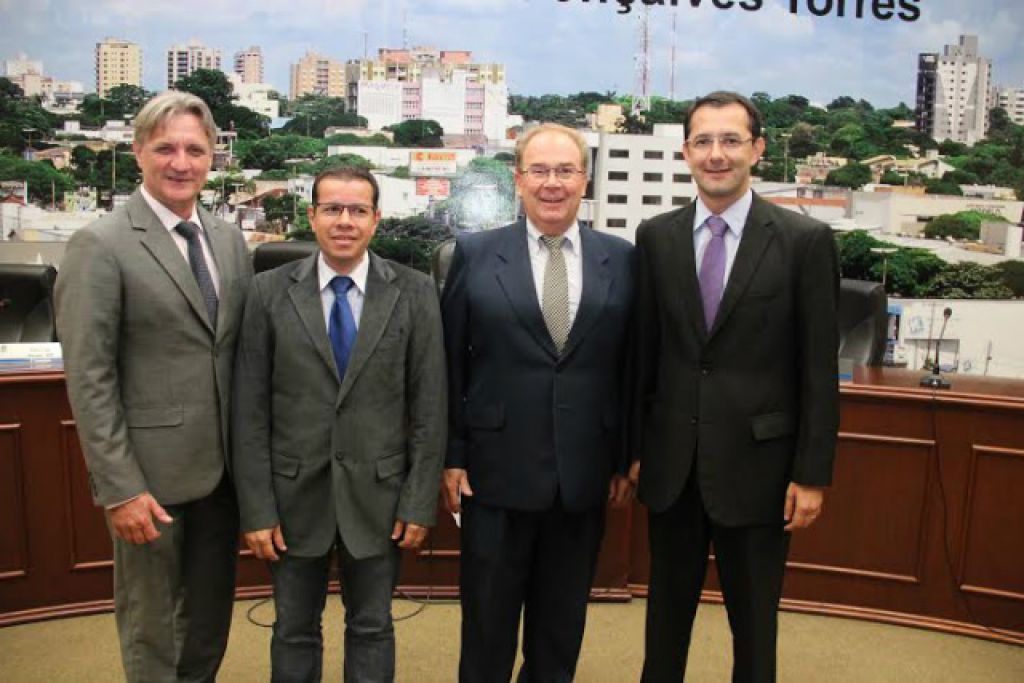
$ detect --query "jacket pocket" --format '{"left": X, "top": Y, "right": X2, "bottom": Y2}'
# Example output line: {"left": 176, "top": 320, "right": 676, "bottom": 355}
{"left": 124, "top": 406, "right": 183, "bottom": 428}
{"left": 271, "top": 452, "right": 300, "bottom": 479}
{"left": 465, "top": 403, "right": 504, "bottom": 430}
{"left": 749, "top": 412, "right": 796, "bottom": 442}
{"left": 376, "top": 450, "right": 408, "bottom": 480}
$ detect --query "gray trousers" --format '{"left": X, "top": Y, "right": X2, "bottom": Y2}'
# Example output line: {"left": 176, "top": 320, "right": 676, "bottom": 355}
{"left": 269, "top": 536, "right": 401, "bottom": 683}
{"left": 111, "top": 475, "right": 239, "bottom": 683}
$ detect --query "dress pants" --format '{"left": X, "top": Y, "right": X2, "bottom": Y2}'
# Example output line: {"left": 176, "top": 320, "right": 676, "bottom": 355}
{"left": 458, "top": 497, "right": 606, "bottom": 683}
{"left": 270, "top": 535, "right": 401, "bottom": 683}
{"left": 111, "top": 473, "right": 239, "bottom": 683}
{"left": 642, "top": 473, "right": 790, "bottom": 683}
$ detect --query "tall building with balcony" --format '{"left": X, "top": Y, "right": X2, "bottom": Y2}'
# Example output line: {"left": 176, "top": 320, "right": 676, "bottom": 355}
{"left": 345, "top": 47, "right": 508, "bottom": 139}
{"left": 95, "top": 38, "right": 142, "bottom": 96}
{"left": 234, "top": 46, "right": 263, "bottom": 85}
{"left": 915, "top": 35, "right": 991, "bottom": 146}
{"left": 289, "top": 51, "right": 345, "bottom": 99}
{"left": 993, "top": 86, "right": 1024, "bottom": 125}
{"left": 166, "top": 40, "right": 222, "bottom": 88}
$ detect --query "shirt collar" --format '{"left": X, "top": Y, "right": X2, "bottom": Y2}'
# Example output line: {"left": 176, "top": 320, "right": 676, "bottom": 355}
{"left": 140, "top": 185, "right": 202, "bottom": 233}
{"left": 526, "top": 218, "right": 580, "bottom": 254}
{"left": 693, "top": 188, "right": 753, "bottom": 238}
{"left": 318, "top": 251, "right": 370, "bottom": 295}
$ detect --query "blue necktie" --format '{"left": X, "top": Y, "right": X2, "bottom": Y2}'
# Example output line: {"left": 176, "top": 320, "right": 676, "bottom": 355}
{"left": 328, "top": 276, "right": 357, "bottom": 380}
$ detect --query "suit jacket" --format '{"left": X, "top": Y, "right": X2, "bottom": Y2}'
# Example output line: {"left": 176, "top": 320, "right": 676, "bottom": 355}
{"left": 231, "top": 251, "right": 446, "bottom": 560}
{"left": 632, "top": 194, "right": 839, "bottom": 525}
{"left": 55, "top": 188, "right": 253, "bottom": 507}
{"left": 442, "top": 221, "right": 634, "bottom": 513}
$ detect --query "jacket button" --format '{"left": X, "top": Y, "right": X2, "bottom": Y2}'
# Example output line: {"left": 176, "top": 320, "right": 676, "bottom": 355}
{"left": 690, "top": 416, "right": 698, "bottom": 425}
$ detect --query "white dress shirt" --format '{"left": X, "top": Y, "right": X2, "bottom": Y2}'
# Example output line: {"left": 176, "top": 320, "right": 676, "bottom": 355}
{"left": 526, "top": 219, "right": 583, "bottom": 326}
{"left": 692, "top": 188, "right": 754, "bottom": 287}
{"left": 317, "top": 252, "right": 369, "bottom": 330}
{"left": 140, "top": 186, "right": 221, "bottom": 295}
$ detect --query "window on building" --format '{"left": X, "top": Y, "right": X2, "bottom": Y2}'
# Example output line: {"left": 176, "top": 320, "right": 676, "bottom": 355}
{"left": 607, "top": 194, "right": 628, "bottom": 204}
{"left": 672, "top": 196, "right": 691, "bottom": 206}
{"left": 673, "top": 173, "right": 692, "bottom": 183}
{"left": 642, "top": 195, "right": 663, "bottom": 205}
{"left": 608, "top": 171, "right": 628, "bottom": 181}
{"left": 644, "top": 150, "right": 664, "bottom": 160}
{"left": 609, "top": 149, "right": 629, "bottom": 159}
{"left": 673, "top": 151, "right": 684, "bottom": 160}
{"left": 606, "top": 218, "right": 627, "bottom": 229}
{"left": 643, "top": 172, "right": 663, "bottom": 182}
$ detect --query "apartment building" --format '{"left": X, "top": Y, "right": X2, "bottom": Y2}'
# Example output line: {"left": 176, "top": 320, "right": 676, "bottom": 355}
{"left": 95, "top": 38, "right": 142, "bottom": 96}
{"left": 916, "top": 35, "right": 991, "bottom": 145}
{"left": 166, "top": 40, "right": 222, "bottom": 88}
{"left": 290, "top": 51, "right": 345, "bottom": 99}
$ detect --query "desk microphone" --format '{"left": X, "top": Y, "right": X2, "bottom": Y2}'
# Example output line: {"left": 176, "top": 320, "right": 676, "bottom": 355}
{"left": 920, "top": 307, "right": 952, "bottom": 389}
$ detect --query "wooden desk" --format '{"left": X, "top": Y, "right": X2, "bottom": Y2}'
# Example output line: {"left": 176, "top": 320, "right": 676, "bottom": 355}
{"left": 2, "top": 369, "right": 1022, "bottom": 645}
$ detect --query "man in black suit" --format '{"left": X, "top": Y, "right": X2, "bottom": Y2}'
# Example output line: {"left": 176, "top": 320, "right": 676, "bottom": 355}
{"left": 442, "top": 123, "right": 634, "bottom": 682}
{"left": 631, "top": 91, "right": 839, "bottom": 682}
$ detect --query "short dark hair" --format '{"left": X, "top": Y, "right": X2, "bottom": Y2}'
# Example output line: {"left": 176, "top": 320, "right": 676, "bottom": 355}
{"left": 311, "top": 166, "right": 380, "bottom": 209}
{"left": 684, "top": 91, "right": 763, "bottom": 141}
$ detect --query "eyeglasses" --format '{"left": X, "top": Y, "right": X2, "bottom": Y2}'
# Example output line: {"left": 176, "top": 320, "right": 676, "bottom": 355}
{"left": 316, "top": 203, "right": 374, "bottom": 219}
{"left": 685, "top": 135, "right": 754, "bottom": 153}
{"left": 522, "top": 165, "right": 586, "bottom": 182}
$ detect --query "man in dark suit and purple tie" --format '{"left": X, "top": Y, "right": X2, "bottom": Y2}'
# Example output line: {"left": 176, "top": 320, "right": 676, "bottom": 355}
{"left": 631, "top": 91, "right": 840, "bottom": 682}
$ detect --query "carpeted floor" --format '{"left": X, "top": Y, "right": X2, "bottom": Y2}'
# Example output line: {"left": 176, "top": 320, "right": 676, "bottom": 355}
{"left": 2, "top": 598, "right": 1022, "bottom": 681}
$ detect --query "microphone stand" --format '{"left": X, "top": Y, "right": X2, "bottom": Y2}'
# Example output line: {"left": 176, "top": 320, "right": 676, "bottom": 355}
{"left": 920, "top": 307, "right": 952, "bottom": 389}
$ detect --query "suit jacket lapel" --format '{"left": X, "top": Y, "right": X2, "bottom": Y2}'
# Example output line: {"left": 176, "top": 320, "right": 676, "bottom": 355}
{"left": 562, "top": 227, "right": 610, "bottom": 359}
{"left": 709, "top": 195, "right": 775, "bottom": 339}
{"left": 287, "top": 254, "right": 337, "bottom": 378}
{"left": 673, "top": 203, "right": 708, "bottom": 340}
{"left": 129, "top": 190, "right": 215, "bottom": 334}
{"left": 494, "top": 222, "right": 559, "bottom": 359}
{"left": 336, "top": 252, "right": 399, "bottom": 407}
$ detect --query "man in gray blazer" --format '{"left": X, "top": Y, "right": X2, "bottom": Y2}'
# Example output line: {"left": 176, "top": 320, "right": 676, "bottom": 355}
{"left": 232, "top": 167, "right": 446, "bottom": 682}
{"left": 55, "top": 92, "right": 253, "bottom": 682}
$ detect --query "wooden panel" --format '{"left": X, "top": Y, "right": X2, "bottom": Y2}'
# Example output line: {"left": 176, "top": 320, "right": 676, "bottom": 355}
{"left": 788, "top": 432, "right": 933, "bottom": 584}
{"left": 0, "top": 422, "right": 28, "bottom": 580}
{"left": 958, "top": 445, "right": 1024, "bottom": 601}
{"left": 58, "top": 420, "right": 112, "bottom": 572}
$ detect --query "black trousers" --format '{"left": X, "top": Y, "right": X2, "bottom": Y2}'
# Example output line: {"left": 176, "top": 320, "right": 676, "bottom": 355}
{"left": 642, "top": 474, "right": 791, "bottom": 683}
{"left": 458, "top": 497, "right": 606, "bottom": 683}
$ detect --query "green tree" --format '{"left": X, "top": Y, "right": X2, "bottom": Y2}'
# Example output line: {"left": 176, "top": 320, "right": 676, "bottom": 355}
{"left": 281, "top": 95, "right": 367, "bottom": 138}
{"left": 388, "top": 119, "right": 444, "bottom": 147}
{"left": 920, "top": 262, "right": 1013, "bottom": 299}
{"left": 924, "top": 177, "right": 963, "bottom": 195}
{"left": 924, "top": 214, "right": 976, "bottom": 240}
{"left": 175, "top": 68, "right": 269, "bottom": 139}
{"left": 239, "top": 134, "right": 326, "bottom": 170}
{"left": 0, "top": 153, "right": 75, "bottom": 204}
{"left": 825, "top": 162, "right": 872, "bottom": 189}
{"left": 993, "top": 260, "right": 1024, "bottom": 298}
{"left": 105, "top": 84, "right": 153, "bottom": 117}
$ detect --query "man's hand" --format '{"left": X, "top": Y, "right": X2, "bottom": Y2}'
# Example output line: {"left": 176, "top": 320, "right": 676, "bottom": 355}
{"left": 392, "top": 520, "right": 428, "bottom": 550}
{"left": 783, "top": 482, "right": 825, "bottom": 531}
{"left": 608, "top": 474, "right": 634, "bottom": 507}
{"left": 108, "top": 493, "right": 173, "bottom": 544}
{"left": 443, "top": 468, "right": 473, "bottom": 514}
{"left": 628, "top": 460, "right": 641, "bottom": 487}
{"left": 244, "top": 525, "right": 288, "bottom": 561}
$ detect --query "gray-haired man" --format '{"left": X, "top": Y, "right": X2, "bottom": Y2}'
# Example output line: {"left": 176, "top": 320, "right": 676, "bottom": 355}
{"left": 56, "top": 91, "right": 253, "bottom": 682}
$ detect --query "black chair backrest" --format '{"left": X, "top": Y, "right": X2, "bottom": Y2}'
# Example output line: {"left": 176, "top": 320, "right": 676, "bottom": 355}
{"left": 252, "top": 241, "right": 317, "bottom": 274}
{"left": 837, "top": 278, "right": 887, "bottom": 367}
{"left": 0, "top": 263, "right": 58, "bottom": 343}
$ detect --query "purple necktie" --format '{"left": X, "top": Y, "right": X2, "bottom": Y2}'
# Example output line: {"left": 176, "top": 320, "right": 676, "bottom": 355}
{"left": 698, "top": 215, "right": 728, "bottom": 330}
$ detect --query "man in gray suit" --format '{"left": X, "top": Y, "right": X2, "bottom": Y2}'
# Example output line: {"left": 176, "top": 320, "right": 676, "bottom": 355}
{"left": 55, "top": 92, "right": 253, "bottom": 682}
{"left": 232, "top": 167, "right": 446, "bottom": 682}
